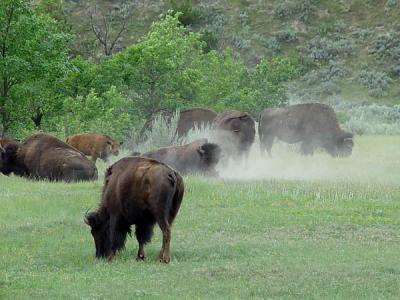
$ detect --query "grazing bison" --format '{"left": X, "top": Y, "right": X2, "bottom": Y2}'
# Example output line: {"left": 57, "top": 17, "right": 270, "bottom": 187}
{"left": 213, "top": 110, "right": 256, "bottom": 162}
{"left": 259, "top": 103, "right": 354, "bottom": 157}
{"left": 177, "top": 108, "right": 217, "bottom": 137}
{"left": 141, "top": 139, "right": 221, "bottom": 176}
{"left": 0, "top": 133, "right": 98, "bottom": 181}
{"left": 84, "top": 156, "right": 184, "bottom": 263}
{"left": 66, "top": 133, "right": 122, "bottom": 163}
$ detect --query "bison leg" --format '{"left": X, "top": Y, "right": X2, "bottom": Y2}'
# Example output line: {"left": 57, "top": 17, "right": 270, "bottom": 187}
{"left": 91, "top": 154, "right": 97, "bottom": 163}
{"left": 301, "top": 141, "right": 314, "bottom": 156}
{"left": 107, "top": 215, "right": 117, "bottom": 262}
{"left": 135, "top": 223, "right": 154, "bottom": 261}
{"left": 157, "top": 219, "right": 171, "bottom": 263}
{"left": 260, "top": 135, "right": 274, "bottom": 158}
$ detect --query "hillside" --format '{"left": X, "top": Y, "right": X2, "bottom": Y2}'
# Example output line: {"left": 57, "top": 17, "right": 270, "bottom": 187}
{"left": 62, "top": 0, "right": 400, "bottom": 105}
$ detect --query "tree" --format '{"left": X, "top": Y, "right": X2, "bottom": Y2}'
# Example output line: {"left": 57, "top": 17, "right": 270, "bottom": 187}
{"left": 0, "top": 0, "right": 70, "bottom": 137}
{"left": 89, "top": 2, "right": 133, "bottom": 57}
{"left": 116, "top": 13, "right": 204, "bottom": 127}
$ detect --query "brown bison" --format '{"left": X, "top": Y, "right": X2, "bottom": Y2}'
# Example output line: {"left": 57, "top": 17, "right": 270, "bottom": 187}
{"left": 259, "top": 103, "right": 354, "bottom": 157}
{"left": 0, "top": 138, "right": 19, "bottom": 147}
{"left": 177, "top": 108, "right": 217, "bottom": 137}
{"left": 84, "top": 156, "right": 184, "bottom": 263}
{"left": 0, "top": 133, "right": 98, "bottom": 181}
{"left": 140, "top": 139, "right": 222, "bottom": 176}
{"left": 212, "top": 110, "right": 256, "bottom": 162}
{"left": 140, "top": 108, "right": 217, "bottom": 139}
{"left": 66, "top": 133, "right": 122, "bottom": 163}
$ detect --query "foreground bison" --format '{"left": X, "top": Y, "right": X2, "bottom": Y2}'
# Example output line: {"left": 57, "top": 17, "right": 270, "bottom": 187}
{"left": 177, "top": 108, "right": 217, "bottom": 137}
{"left": 0, "top": 133, "right": 98, "bottom": 181}
{"left": 213, "top": 110, "right": 255, "bottom": 162}
{"left": 141, "top": 139, "right": 221, "bottom": 176}
{"left": 259, "top": 103, "right": 354, "bottom": 157}
{"left": 66, "top": 133, "right": 122, "bottom": 163}
{"left": 85, "top": 157, "right": 184, "bottom": 263}
{"left": 0, "top": 138, "right": 19, "bottom": 147}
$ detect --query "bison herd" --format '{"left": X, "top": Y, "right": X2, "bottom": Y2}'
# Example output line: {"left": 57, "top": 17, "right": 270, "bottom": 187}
{"left": 0, "top": 103, "right": 353, "bottom": 262}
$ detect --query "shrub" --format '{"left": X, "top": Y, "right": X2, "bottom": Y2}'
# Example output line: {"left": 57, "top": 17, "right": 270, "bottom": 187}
{"left": 169, "top": 0, "right": 204, "bottom": 27}
{"left": 357, "top": 70, "right": 392, "bottom": 96}
{"left": 299, "top": 36, "right": 354, "bottom": 62}
{"left": 274, "top": 0, "right": 318, "bottom": 23}
{"left": 262, "top": 36, "right": 281, "bottom": 54}
{"left": 276, "top": 29, "right": 298, "bottom": 43}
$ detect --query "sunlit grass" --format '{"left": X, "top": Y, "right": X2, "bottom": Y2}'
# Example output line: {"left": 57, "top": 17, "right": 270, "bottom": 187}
{"left": 0, "top": 136, "right": 399, "bottom": 299}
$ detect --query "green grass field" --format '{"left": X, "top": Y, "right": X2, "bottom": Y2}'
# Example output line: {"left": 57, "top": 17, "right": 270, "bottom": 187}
{"left": 1, "top": 136, "right": 399, "bottom": 299}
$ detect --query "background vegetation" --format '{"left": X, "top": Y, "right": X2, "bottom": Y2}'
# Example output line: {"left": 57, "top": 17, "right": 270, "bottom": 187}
{"left": 1, "top": 0, "right": 399, "bottom": 141}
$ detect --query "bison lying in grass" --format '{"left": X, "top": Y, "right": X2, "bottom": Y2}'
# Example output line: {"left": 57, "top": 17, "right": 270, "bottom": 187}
{"left": 140, "top": 139, "right": 221, "bottom": 177}
{"left": 85, "top": 156, "right": 184, "bottom": 263}
{"left": 259, "top": 103, "right": 354, "bottom": 157}
{"left": 0, "top": 133, "right": 98, "bottom": 182}
{"left": 66, "top": 133, "right": 122, "bottom": 163}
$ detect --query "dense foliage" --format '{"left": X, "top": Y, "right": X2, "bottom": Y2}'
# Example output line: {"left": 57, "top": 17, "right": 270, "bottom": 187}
{"left": 0, "top": 1, "right": 297, "bottom": 140}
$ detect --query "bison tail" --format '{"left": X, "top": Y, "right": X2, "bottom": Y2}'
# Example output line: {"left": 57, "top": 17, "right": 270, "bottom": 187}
{"left": 167, "top": 171, "right": 184, "bottom": 224}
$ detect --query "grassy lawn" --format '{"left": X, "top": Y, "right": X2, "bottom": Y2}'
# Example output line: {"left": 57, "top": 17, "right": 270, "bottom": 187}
{"left": 0, "top": 135, "right": 399, "bottom": 299}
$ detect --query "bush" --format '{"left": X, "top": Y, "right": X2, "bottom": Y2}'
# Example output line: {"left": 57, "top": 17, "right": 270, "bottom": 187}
{"left": 301, "top": 60, "right": 349, "bottom": 85}
{"left": 169, "top": 0, "right": 204, "bottom": 27}
{"left": 299, "top": 36, "right": 354, "bottom": 62}
{"left": 274, "top": 0, "right": 318, "bottom": 23}
{"left": 262, "top": 36, "right": 281, "bottom": 54}
{"left": 357, "top": 70, "right": 392, "bottom": 96}
{"left": 276, "top": 29, "right": 298, "bottom": 43}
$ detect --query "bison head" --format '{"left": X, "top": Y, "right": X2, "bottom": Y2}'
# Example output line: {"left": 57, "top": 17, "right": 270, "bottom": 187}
{"left": 198, "top": 143, "right": 221, "bottom": 167}
{"left": 326, "top": 132, "right": 354, "bottom": 157}
{"left": 85, "top": 211, "right": 109, "bottom": 258}
{"left": 0, "top": 143, "right": 20, "bottom": 175}
{"left": 106, "top": 140, "right": 122, "bottom": 157}
{"left": 85, "top": 211, "right": 130, "bottom": 259}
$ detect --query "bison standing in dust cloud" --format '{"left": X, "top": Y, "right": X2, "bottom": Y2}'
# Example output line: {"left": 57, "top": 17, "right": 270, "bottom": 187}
{"left": 85, "top": 156, "right": 184, "bottom": 263}
{"left": 0, "top": 133, "right": 98, "bottom": 181}
{"left": 177, "top": 108, "right": 217, "bottom": 137}
{"left": 141, "top": 138, "right": 222, "bottom": 176}
{"left": 212, "top": 110, "right": 256, "bottom": 162}
{"left": 66, "top": 133, "right": 122, "bottom": 163}
{"left": 259, "top": 103, "right": 354, "bottom": 157}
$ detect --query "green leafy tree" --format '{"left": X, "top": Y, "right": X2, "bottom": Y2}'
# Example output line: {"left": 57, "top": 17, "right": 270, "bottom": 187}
{"left": 248, "top": 56, "right": 298, "bottom": 112}
{"left": 61, "top": 86, "right": 133, "bottom": 140}
{"left": 0, "top": 0, "right": 70, "bottom": 136}
{"left": 116, "top": 13, "right": 204, "bottom": 125}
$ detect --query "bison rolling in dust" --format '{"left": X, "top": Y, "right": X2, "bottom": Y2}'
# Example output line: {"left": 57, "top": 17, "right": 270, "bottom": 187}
{"left": 259, "top": 103, "right": 354, "bottom": 157}
{"left": 85, "top": 157, "right": 184, "bottom": 263}
{"left": 66, "top": 133, "right": 122, "bottom": 163}
{"left": 141, "top": 139, "right": 221, "bottom": 177}
{"left": 213, "top": 110, "right": 256, "bottom": 163}
{"left": 0, "top": 133, "right": 98, "bottom": 181}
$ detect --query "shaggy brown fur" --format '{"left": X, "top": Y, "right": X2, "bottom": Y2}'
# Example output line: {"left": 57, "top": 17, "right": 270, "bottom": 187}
{"left": 141, "top": 139, "right": 221, "bottom": 176}
{"left": 213, "top": 110, "right": 256, "bottom": 162}
{"left": 66, "top": 133, "right": 122, "bottom": 163}
{"left": 0, "top": 133, "right": 98, "bottom": 182}
{"left": 177, "top": 108, "right": 217, "bottom": 137}
{"left": 85, "top": 157, "right": 184, "bottom": 263}
{"left": 259, "top": 103, "right": 354, "bottom": 157}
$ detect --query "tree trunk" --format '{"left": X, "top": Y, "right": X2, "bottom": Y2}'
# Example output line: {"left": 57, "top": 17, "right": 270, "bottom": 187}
{"left": 0, "top": 78, "right": 10, "bottom": 137}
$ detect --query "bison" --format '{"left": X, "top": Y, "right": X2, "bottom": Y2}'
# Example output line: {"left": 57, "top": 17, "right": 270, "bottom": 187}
{"left": 0, "top": 138, "right": 19, "bottom": 148}
{"left": 84, "top": 156, "right": 184, "bottom": 263}
{"left": 140, "top": 139, "right": 221, "bottom": 176}
{"left": 259, "top": 103, "right": 354, "bottom": 157}
{"left": 66, "top": 133, "right": 122, "bottom": 163}
{"left": 177, "top": 108, "right": 217, "bottom": 137}
{"left": 0, "top": 133, "right": 98, "bottom": 181}
{"left": 212, "top": 110, "right": 256, "bottom": 162}
{"left": 139, "top": 108, "right": 217, "bottom": 140}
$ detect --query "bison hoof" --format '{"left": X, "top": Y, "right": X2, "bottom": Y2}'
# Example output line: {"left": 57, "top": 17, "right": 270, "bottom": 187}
{"left": 158, "top": 255, "right": 170, "bottom": 264}
{"left": 136, "top": 254, "right": 145, "bottom": 261}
